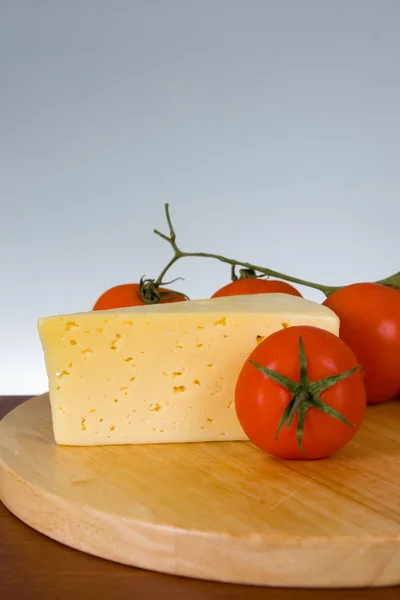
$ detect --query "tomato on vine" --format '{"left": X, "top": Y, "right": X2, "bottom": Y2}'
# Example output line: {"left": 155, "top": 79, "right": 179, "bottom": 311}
{"left": 93, "top": 279, "right": 187, "bottom": 310}
{"left": 235, "top": 325, "right": 366, "bottom": 460}
{"left": 323, "top": 283, "right": 400, "bottom": 404}
{"left": 212, "top": 278, "right": 302, "bottom": 299}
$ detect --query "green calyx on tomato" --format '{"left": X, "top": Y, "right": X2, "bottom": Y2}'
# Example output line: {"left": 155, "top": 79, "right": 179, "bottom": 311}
{"left": 139, "top": 277, "right": 189, "bottom": 305}
{"left": 249, "top": 337, "right": 360, "bottom": 451}
{"left": 231, "top": 265, "right": 260, "bottom": 282}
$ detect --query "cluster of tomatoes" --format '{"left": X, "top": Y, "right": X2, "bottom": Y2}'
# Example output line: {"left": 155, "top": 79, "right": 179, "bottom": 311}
{"left": 93, "top": 277, "right": 400, "bottom": 460}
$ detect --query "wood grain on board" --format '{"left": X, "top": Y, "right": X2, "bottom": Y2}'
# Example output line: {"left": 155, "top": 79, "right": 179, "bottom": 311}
{"left": 1, "top": 394, "right": 400, "bottom": 589}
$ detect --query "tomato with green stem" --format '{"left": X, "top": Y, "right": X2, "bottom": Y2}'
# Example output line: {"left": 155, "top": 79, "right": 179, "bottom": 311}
{"left": 323, "top": 283, "right": 400, "bottom": 405}
{"left": 212, "top": 278, "right": 302, "bottom": 299}
{"left": 93, "top": 279, "right": 188, "bottom": 310}
{"left": 235, "top": 326, "right": 366, "bottom": 460}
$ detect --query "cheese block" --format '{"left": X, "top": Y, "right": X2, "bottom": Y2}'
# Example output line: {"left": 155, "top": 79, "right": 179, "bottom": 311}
{"left": 38, "top": 293, "right": 339, "bottom": 446}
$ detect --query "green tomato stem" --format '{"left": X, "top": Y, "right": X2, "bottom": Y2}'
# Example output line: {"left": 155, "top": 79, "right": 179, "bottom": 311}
{"left": 152, "top": 204, "right": 399, "bottom": 297}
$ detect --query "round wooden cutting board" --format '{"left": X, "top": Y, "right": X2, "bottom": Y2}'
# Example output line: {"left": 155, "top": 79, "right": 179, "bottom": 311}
{"left": 1, "top": 394, "right": 400, "bottom": 588}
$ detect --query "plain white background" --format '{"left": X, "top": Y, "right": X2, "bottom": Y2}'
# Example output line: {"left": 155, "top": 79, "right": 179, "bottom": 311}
{"left": 1, "top": 1, "right": 399, "bottom": 394}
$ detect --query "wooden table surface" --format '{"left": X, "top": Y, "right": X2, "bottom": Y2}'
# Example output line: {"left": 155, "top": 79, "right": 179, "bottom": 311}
{"left": 1, "top": 396, "right": 400, "bottom": 600}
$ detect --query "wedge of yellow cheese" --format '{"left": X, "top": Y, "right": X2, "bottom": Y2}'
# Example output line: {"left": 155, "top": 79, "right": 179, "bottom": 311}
{"left": 38, "top": 293, "right": 339, "bottom": 446}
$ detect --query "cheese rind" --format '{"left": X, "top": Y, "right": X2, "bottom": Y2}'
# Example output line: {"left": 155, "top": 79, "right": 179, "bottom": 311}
{"left": 38, "top": 293, "right": 339, "bottom": 446}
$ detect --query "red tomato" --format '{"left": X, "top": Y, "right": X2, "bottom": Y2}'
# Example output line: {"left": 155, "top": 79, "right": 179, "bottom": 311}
{"left": 323, "top": 283, "right": 400, "bottom": 405}
{"left": 212, "top": 278, "right": 302, "bottom": 298}
{"left": 93, "top": 283, "right": 187, "bottom": 310}
{"left": 235, "top": 325, "right": 366, "bottom": 460}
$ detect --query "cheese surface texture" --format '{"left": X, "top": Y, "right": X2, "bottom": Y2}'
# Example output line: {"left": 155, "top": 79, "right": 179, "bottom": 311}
{"left": 38, "top": 293, "right": 339, "bottom": 446}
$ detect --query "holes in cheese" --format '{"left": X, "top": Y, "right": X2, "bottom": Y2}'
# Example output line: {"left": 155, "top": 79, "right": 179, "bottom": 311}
{"left": 38, "top": 293, "right": 339, "bottom": 446}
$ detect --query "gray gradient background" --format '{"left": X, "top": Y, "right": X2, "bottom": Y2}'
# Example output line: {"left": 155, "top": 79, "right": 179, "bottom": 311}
{"left": 1, "top": 1, "right": 399, "bottom": 394}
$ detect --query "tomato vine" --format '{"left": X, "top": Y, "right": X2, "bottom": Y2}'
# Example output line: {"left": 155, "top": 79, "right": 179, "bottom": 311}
{"left": 140, "top": 203, "right": 400, "bottom": 300}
